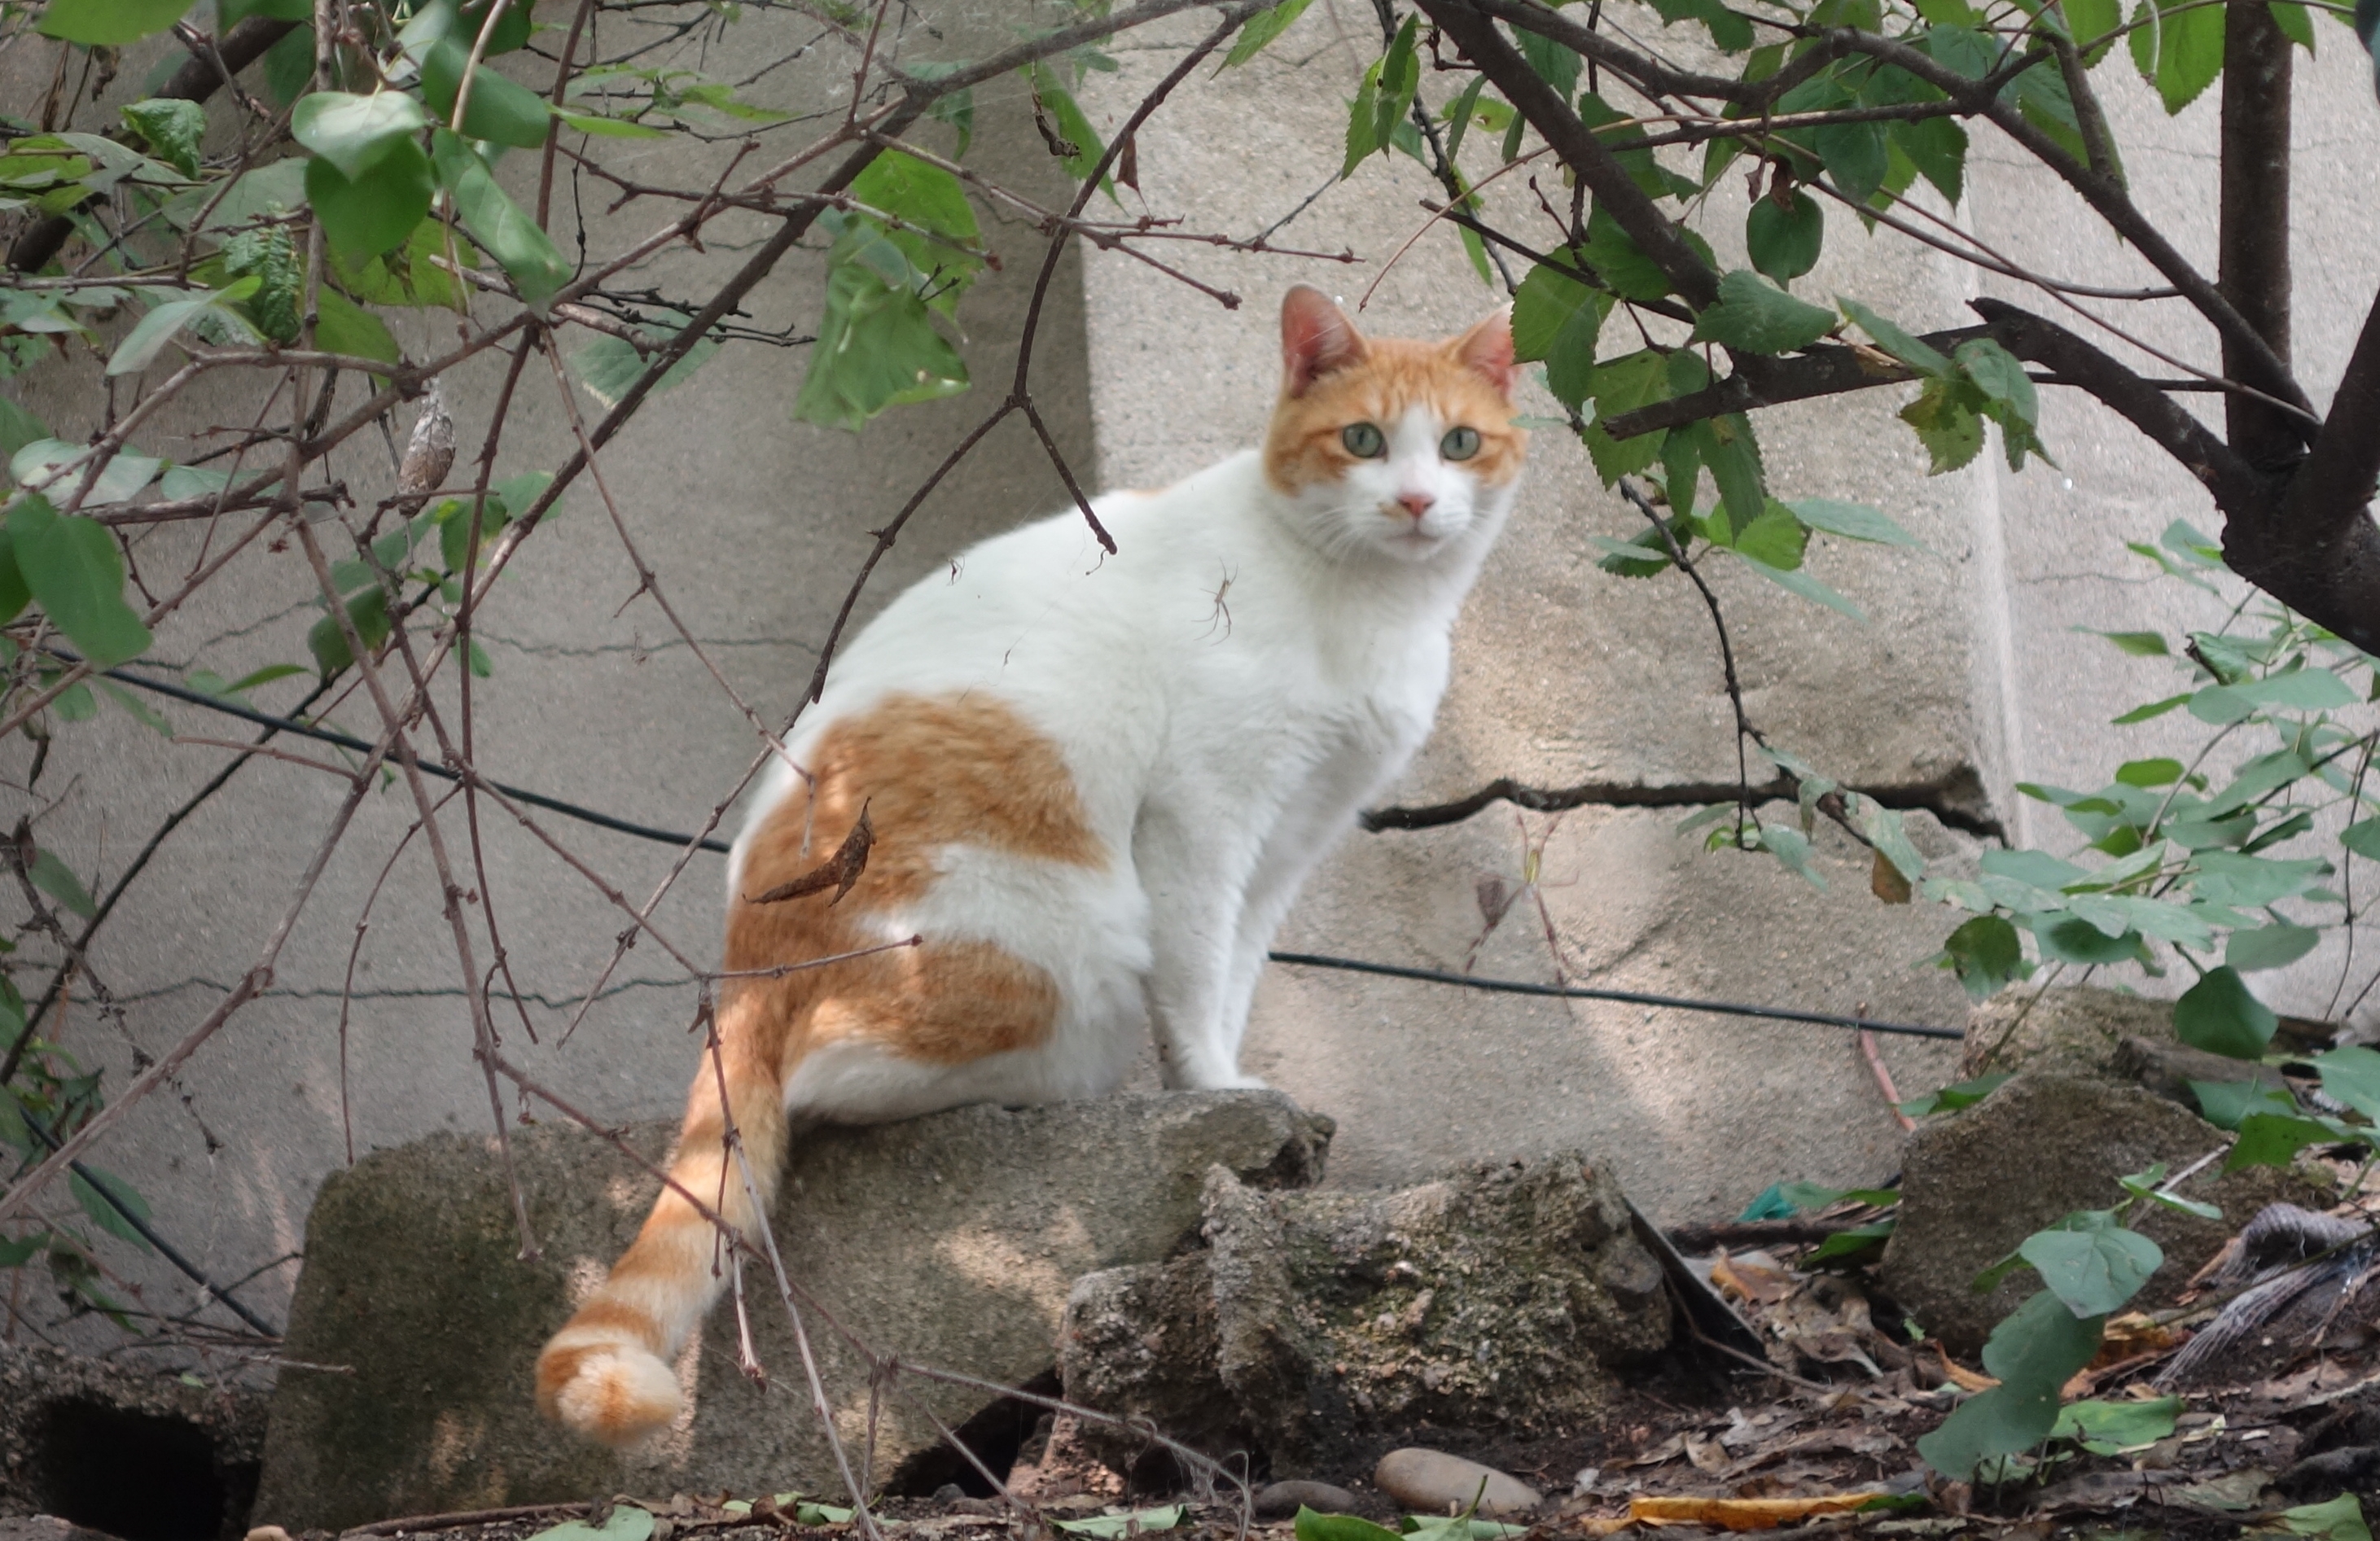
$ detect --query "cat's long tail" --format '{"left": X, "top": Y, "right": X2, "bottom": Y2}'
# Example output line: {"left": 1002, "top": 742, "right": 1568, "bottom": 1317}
{"left": 534, "top": 1019, "right": 788, "bottom": 1447}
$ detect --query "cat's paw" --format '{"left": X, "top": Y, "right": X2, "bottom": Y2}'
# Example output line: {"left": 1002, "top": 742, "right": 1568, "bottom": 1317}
{"left": 536, "top": 1336, "right": 681, "bottom": 1447}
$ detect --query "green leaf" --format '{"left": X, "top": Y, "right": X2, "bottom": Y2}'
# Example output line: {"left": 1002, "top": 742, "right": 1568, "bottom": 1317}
{"left": 2114, "top": 693, "right": 2192, "bottom": 724}
{"left": 2227, "top": 922, "right": 2321, "bottom": 973}
{"left": 1840, "top": 296, "right": 1952, "bottom": 374}
{"left": 1804, "top": 1219, "right": 1897, "bottom": 1263}
{"left": 1813, "top": 120, "right": 1888, "bottom": 203}
{"left": 2230, "top": 1110, "right": 2343, "bottom": 1169}
{"left": 28, "top": 845, "right": 96, "bottom": 918}
{"left": 2117, "top": 1162, "right": 2224, "bottom": 1219}
{"left": 1732, "top": 506, "right": 1809, "bottom": 570}
{"left": 12, "top": 440, "right": 164, "bottom": 506}
{"left": 1028, "top": 63, "right": 1114, "bottom": 197}
{"left": 2173, "top": 965, "right": 2277, "bottom": 1060}
{"left": 2344, "top": 818, "right": 2380, "bottom": 861}
{"left": 308, "top": 142, "right": 436, "bottom": 261}
{"left": 2311, "top": 1045, "right": 2380, "bottom": 1122}
{"left": 2115, "top": 756, "right": 2184, "bottom": 786}
{"left": 849, "top": 149, "right": 984, "bottom": 317}
{"left": 1787, "top": 497, "right": 1920, "bottom": 546}
{"left": 292, "top": 90, "right": 434, "bottom": 179}
{"left": 1760, "top": 823, "right": 1827, "bottom": 890}
{"left": 1694, "top": 269, "right": 1836, "bottom": 355}
{"left": 68, "top": 1165, "right": 154, "bottom": 1251}
{"left": 2190, "top": 1076, "right": 2297, "bottom": 1130}
{"left": 2049, "top": 1395, "right": 2180, "bottom": 1455}
{"left": 794, "top": 217, "right": 970, "bottom": 431}
{"left": 106, "top": 280, "right": 261, "bottom": 376}
{"left": 0, "top": 399, "right": 47, "bottom": 462}
{"left": 1941, "top": 915, "right": 2023, "bottom": 1000}
{"left": 1745, "top": 190, "right": 1823, "bottom": 284}
{"left": 419, "top": 37, "right": 554, "bottom": 149}
{"left": 0, "top": 535, "right": 27, "bottom": 626}
{"left": 94, "top": 677, "right": 169, "bottom": 733}
{"left": 1741, "top": 555, "right": 1865, "bottom": 620}
{"left": 1295, "top": 1515, "right": 1401, "bottom": 1541}
{"left": 1054, "top": 1508, "right": 1186, "bottom": 1538}
{"left": 570, "top": 326, "right": 716, "bottom": 409}
{"left": 2020, "top": 1213, "right": 2161, "bottom": 1317}
{"left": 528, "top": 1508, "right": 658, "bottom": 1541}
{"left": 38, "top": 0, "right": 192, "bottom": 46}
{"left": 1891, "top": 114, "right": 1966, "bottom": 204}
{"left": 7, "top": 497, "right": 151, "bottom": 666}
{"left": 1917, "top": 1289, "right": 2105, "bottom": 1479}
{"left": 2278, "top": 1495, "right": 2373, "bottom": 1541}
{"left": 262, "top": 23, "right": 316, "bottom": 107}
{"left": 1900, "top": 375, "right": 1983, "bottom": 473}
{"left": 2037, "top": 917, "right": 2146, "bottom": 965}
{"left": 120, "top": 99, "right": 205, "bottom": 178}
{"left": 1224, "top": 0, "right": 1316, "bottom": 67}
{"left": 1954, "top": 338, "right": 2037, "bottom": 426}
{"left": 1514, "top": 25, "right": 1580, "bottom": 100}
{"left": 314, "top": 288, "right": 401, "bottom": 370}
{"left": 2093, "top": 630, "right": 2170, "bottom": 657}
{"left": 432, "top": 129, "right": 572, "bottom": 305}
{"left": 1899, "top": 1072, "right": 2010, "bottom": 1116}
{"left": 219, "top": 0, "right": 311, "bottom": 24}
{"left": 1511, "top": 255, "right": 1607, "bottom": 410}
{"left": 2269, "top": 0, "right": 2316, "bottom": 50}
{"left": 2141, "top": 0, "right": 2225, "bottom": 112}
{"left": 306, "top": 584, "right": 392, "bottom": 676}
{"left": 1580, "top": 204, "right": 1685, "bottom": 304}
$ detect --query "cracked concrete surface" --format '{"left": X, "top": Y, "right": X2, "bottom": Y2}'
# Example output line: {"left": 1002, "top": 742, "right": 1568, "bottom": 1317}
{"left": 0, "top": 0, "right": 2373, "bottom": 1371}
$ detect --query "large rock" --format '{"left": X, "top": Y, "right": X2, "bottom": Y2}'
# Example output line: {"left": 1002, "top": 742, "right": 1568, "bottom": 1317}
{"left": 1879, "top": 1071, "right": 2323, "bottom": 1354}
{"left": 0, "top": 1342, "right": 267, "bottom": 1541}
{"left": 1059, "top": 1154, "right": 1668, "bottom": 1478}
{"left": 1960, "top": 985, "right": 2181, "bottom": 1079}
{"left": 255, "top": 1091, "right": 1331, "bottom": 1530}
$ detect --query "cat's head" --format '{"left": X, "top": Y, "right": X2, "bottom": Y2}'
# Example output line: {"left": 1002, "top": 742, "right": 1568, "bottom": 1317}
{"left": 1260, "top": 285, "right": 1526, "bottom": 564}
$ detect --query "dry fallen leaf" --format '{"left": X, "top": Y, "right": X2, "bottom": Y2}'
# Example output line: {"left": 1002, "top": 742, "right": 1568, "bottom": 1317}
{"left": 750, "top": 800, "right": 873, "bottom": 906}
{"left": 1870, "top": 848, "right": 1912, "bottom": 904}
{"left": 1685, "top": 1433, "right": 1730, "bottom": 1474}
{"left": 1932, "top": 1342, "right": 1998, "bottom": 1392}
{"left": 1711, "top": 1250, "right": 1793, "bottom": 1306}
{"left": 1629, "top": 1493, "right": 1875, "bottom": 1530}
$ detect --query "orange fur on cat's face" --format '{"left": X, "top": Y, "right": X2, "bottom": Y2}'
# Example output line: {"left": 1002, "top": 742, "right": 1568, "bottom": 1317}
{"left": 1260, "top": 289, "right": 1524, "bottom": 563}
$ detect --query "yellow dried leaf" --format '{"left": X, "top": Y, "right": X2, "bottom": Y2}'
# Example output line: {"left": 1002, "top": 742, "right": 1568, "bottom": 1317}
{"left": 1629, "top": 1494, "right": 1874, "bottom": 1530}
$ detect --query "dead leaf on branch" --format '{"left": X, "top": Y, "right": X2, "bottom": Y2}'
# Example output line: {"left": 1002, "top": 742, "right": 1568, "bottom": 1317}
{"left": 747, "top": 800, "right": 872, "bottom": 906}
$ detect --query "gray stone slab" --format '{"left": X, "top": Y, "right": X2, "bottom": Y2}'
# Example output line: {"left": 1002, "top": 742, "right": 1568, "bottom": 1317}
{"left": 252, "top": 1090, "right": 1330, "bottom": 1530}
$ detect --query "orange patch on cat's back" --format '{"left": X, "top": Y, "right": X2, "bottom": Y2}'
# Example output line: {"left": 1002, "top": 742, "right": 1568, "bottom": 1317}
{"left": 721, "top": 692, "right": 1099, "bottom": 1073}
{"left": 1264, "top": 336, "right": 1525, "bottom": 494}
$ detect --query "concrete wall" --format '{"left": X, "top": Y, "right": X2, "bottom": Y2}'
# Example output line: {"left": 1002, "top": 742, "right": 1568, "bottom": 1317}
{"left": 1, "top": 0, "right": 2372, "bottom": 1357}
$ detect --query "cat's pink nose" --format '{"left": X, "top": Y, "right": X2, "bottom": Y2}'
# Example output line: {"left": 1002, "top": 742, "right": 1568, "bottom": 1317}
{"left": 1396, "top": 491, "right": 1436, "bottom": 520}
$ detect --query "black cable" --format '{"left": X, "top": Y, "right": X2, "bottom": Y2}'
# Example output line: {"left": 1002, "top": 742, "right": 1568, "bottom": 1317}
{"left": 1265, "top": 952, "right": 1964, "bottom": 1040}
{"left": 81, "top": 658, "right": 1963, "bottom": 1041}
{"left": 15, "top": 1105, "right": 280, "bottom": 1337}
{"left": 92, "top": 661, "right": 734, "bottom": 855}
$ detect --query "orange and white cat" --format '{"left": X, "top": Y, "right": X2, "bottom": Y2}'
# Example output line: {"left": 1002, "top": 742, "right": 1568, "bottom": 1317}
{"left": 535, "top": 285, "right": 1526, "bottom": 1446}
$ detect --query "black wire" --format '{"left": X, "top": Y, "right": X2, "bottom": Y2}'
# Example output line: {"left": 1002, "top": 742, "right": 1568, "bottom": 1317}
{"left": 85, "top": 663, "right": 1961, "bottom": 1044}
{"left": 1265, "top": 952, "right": 1963, "bottom": 1040}
{"left": 93, "top": 661, "right": 734, "bottom": 855}
{"left": 8, "top": 644, "right": 1962, "bottom": 1337}
{"left": 15, "top": 1105, "right": 280, "bottom": 1337}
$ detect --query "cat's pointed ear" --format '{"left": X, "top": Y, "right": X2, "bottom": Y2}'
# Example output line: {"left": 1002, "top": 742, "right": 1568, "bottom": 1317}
{"left": 1280, "top": 284, "right": 1365, "bottom": 397}
{"left": 1452, "top": 305, "right": 1518, "bottom": 399}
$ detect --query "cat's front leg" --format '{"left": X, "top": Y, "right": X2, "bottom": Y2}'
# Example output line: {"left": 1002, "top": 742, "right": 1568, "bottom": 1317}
{"left": 1133, "top": 797, "right": 1269, "bottom": 1091}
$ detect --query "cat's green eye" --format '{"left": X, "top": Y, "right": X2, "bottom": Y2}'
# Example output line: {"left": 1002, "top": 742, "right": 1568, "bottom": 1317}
{"left": 1341, "top": 422, "right": 1387, "bottom": 458}
{"left": 1440, "top": 427, "right": 1481, "bottom": 462}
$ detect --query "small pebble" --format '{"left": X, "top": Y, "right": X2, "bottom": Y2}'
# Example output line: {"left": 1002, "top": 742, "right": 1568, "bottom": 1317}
{"left": 1253, "top": 1480, "right": 1361, "bottom": 1518}
{"left": 1374, "top": 1448, "right": 1543, "bottom": 1517}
